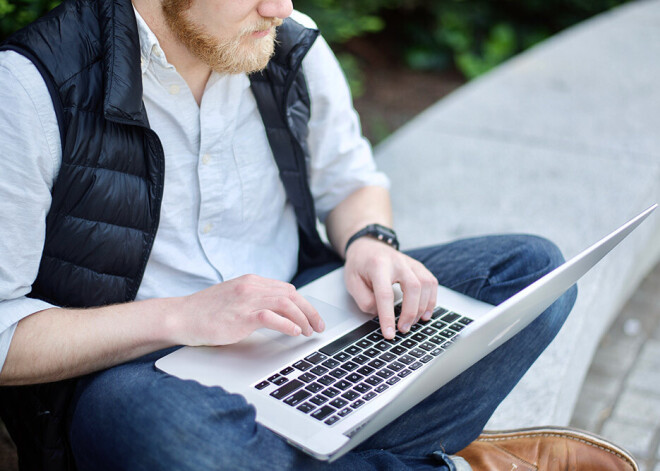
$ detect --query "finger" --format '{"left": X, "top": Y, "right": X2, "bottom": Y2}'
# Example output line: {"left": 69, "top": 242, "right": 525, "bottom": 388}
{"left": 345, "top": 272, "right": 378, "bottom": 315}
{"left": 288, "top": 289, "right": 326, "bottom": 333}
{"left": 371, "top": 273, "right": 396, "bottom": 340}
{"left": 253, "top": 309, "right": 303, "bottom": 337}
{"left": 265, "top": 294, "right": 316, "bottom": 336}
{"left": 412, "top": 265, "right": 438, "bottom": 321}
{"left": 397, "top": 269, "right": 422, "bottom": 333}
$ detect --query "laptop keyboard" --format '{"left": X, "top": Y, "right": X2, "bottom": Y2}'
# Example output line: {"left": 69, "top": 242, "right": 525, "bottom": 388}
{"left": 253, "top": 306, "right": 473, "bottom": 427}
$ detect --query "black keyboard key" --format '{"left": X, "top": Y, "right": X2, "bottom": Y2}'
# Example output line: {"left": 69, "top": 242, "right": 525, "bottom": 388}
{"left": 346, "top": 373, "right": 364, "bottom": 383}
{"left": 386, "top": 335, "right": 403, "bottom": 344}
{"left": 356, "top": 365, "right": 375, "bottom": 376}
{"left": 421, "top": 327, "right": 437, "bottom": 336}
{"left": 432, "top": 307, "right": 448, "bottom": 319}
{"left": 310, "top": 365, "right": 329, "bottom": 376}
{"left": 366, "top": 332, "right": 382, "bottom": 342}
{"left": 335, "top": 379, "right": 353, "bottom": 390}
{"left": 419, "top": 342, "right": 435, "bottom": 352}
{"left": 398, "top": 369, "right": 412, "bottom": 378}
{"left": 351, "top": 399, "right": 366, "bottom": 409}
{"left": 378, "top": 352, "right": 397, "bottom": 363}
{"left": 318, "top": 375, "right": 336, "bottom": 386}
{"left": 311, "top": 405, "right": 335, "bottom": 421}
{"left": 386, "top": 376, "right": 401, "bottom": 385}
{"left": 356, "top": 339, "right": 372, "bottom": 349}
{"left": 305, "top": 352, "right": 328, "bottom": 364}
{"left": 345, "top": 345, "right": 362, "bottom": 355}
{"left": 410, "top": 362, "right": 423, "bottom": 370}
{"left": 411, "top": 333, "right": 427, "bottom": 343}
{"left": 293, "top": 360, "right": 312, "bottom": 371}
{"left": 298, "top": 372, "right": 317, "bottom": 383}
{"left": 375, "top": 384, "right": 389, "bottom": 393}
{"left": 458, "top": 317, "right": 473, "bottom": 326}
{"left": 432, "top": 320, "right": 448, "bottom": 330}
{"left": 280, "top": 366, "right": 295, "bottom": 375}
{"left": 296, "top": 402, "right": 315, "bottom": 414}
{"left": 341, "top": 361, "right": 359, "bottom": 372}
{"left": 352, "top": 354, "right": 370, "bottom": 365}
{"left": 398, "top": 355, "right": 415, "bottom": 365}
{"left": 391, "top": 345, "right": 407, "bottom": 355}
{"left": 373, "top": 341, "right": 391, "bottom": 351}
{"left": 365, "top": 375, "right": 383, "bottom": 386}
{"left": 333, "top": 352, "right": 351, "bottom": 362}
{"left": 420, "top": 355, "right": 433, "bottom": 363}
{"left": 354, "top": 383, "right": 371, "bottom": 394}
{"left": 310, "top": 395, "right": 328, "bottom": 406}
{"left": 329, "top": 368, "right": 348, "bottom": 379}
{"left": 330, "top": 398, "right": 348, "bottom": 408}
{"left": 284, "top": 390, "right": 311, "bottom": 406}
{"left": 368, "top": 359, "right": 386, "bottom": 370}
{"left": 321, "top": 358, "right": 340, "bottom": 369}
{"left": 272, "top": 376, "right": 288, "bottom": 386}
{"left": 364, "top": 392, "right": 377, "bottom": 401}
{"left": 439, "top": 329, "right": 455, "bottom": 338}
{"left": 401, "top": 339, "right": 417, "bottom": 349}
{"left": 319, "top": 321, "right": 378, "bottom": 356}
{"left": 324, "top": 415, "right": 340, "bottom": 425}
{"left": 387, "top": 362, "right": 405, "bottom": 372}
{"left": 431, "top": 348, "right": 444, "bottom": 356}
{"left": 270, "top": 379, "right": 304, "bottom": 399}
{"left": 337, "top": 407, "right": 353, "bottom": 418}
{"left": 322, "top": 387, "right": 340, "bottom": 398}
{"left": 341, "top": 390, "right": 360, "bottom": 401}
{"left": 268, "top": 373, "right": 281, "bottom": 382}
{"left": 409, "top": 348, "right": 425, "bottom": 358}
{"left": 255, "top": 381, "right": 270, "bottom": 390}
{"left": 429, "top": 335, "right": 444, "bottom": 345}
{"left": 376, "top": 369, "right": 394, "bottom": 379}
{"left": 447, "top": 323, "right": 462, "bottom": 332}
{"left": 441, "top": 312, "right": 460, "bottom": 323}
{"left": 305, "top": 382, "right": 324, "bottom": 393}
{"left": 363, "top": 348, "right": 380, "bottom": 358}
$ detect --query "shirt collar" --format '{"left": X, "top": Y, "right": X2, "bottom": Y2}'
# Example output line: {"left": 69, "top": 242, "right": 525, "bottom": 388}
{"left": 132, "top": 5, "right": 170, "bottom": 74}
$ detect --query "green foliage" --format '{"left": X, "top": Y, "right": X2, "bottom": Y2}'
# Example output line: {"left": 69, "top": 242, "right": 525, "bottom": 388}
{"left": 0, "top": 0, "right": 59, "bottom": 41}
{"left": 1, "top": 0, "right": 630, "bottom": 81}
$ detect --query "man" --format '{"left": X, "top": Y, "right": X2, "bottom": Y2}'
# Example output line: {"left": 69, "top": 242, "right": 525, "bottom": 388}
{"left": 0, "top": 0, "right": 632, "bottom": 470}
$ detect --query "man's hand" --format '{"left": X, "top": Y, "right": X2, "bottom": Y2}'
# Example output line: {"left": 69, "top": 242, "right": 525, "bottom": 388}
{"left": 177, "top": 275, "right": 325, "bottom": 346}
{"left": 344, "top": 237, "right": 438, "bottom": 339}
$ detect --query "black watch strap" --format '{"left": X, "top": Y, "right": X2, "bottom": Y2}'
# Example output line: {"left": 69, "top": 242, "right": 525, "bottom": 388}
{"left": 345, "top": 224, "right": 400, "bottom": 254}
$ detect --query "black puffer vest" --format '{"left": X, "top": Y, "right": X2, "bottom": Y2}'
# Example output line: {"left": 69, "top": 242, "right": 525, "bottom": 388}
{"left": 0, "top": 0, "right": 339, "bottom": 469}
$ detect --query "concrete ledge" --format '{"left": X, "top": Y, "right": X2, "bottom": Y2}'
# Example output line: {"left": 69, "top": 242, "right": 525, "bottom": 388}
{"left": 374, "top": 0, "right": 660, "bottom": 427}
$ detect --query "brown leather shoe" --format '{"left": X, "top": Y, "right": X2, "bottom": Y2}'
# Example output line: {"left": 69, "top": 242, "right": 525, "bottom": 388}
{"left": 455, "top": 426, "right": 639, "bottom": 471}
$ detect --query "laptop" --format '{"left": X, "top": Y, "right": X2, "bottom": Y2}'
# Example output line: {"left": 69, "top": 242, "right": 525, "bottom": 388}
{"left": 156, "top": 204, "right": 657, "bottom": 462}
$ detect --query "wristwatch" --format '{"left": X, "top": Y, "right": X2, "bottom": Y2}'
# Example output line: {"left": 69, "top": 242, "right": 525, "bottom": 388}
{"left": 345, "top": 224, "right": 400, "bottom": 254}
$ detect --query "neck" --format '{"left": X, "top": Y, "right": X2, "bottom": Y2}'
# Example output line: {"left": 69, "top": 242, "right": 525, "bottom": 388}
{"left": 132, "top": 0, "right": 211, "bottom": 105}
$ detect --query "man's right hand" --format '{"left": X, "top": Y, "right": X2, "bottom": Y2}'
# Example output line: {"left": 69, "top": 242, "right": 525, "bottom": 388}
{"left": 176, "top": 274, "right": 325, "bottom": 346}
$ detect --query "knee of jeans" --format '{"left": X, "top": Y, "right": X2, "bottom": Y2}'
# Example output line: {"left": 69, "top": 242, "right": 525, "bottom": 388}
{"left": 519, "top": 235, "right": 566, "bottom": 275}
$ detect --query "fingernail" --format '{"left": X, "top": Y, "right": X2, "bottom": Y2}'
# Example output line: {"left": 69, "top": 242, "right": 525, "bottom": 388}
{"left": 317, "top": 319, "right": 325, "bottom": 332}
{"left": 401, "top": 323, "right": 411, "bottom": 333}
{"left": 293, "top": 326, "right": 302, "bottom": 336}
{"left": 385, "top": 327, "right": 395, "bottom": 339}
{"left": 422, "top": 311, "right": 432, "bottom": 321}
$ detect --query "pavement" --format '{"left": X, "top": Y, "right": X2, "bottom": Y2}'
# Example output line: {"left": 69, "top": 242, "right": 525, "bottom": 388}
{"left": 569, "top": 261, "right": 660, "bottom": 471}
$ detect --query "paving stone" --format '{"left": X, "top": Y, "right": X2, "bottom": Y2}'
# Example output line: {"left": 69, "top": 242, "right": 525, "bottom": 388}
{"left": 612, "top": 389, "right": 660, "bottom": 425}
{"left": 590, "top": 334, "right": 645, "bottom": 377}
{"left": 627, "top": 363, "right": 660, "bottom": 395}
{"left": 638, "top": 340, "right": 660, "bottom": 367}
{"left": 600, "top": 418, "right": 654, "bottom": 459}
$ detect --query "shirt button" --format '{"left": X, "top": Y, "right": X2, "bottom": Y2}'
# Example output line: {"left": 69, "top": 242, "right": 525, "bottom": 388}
{"left": 202, "top": 223, "right": 213, "bottom": 234}
{"left": 169, "top": 84, "right": 180, "bottom": 95}
{"left": 202, "top": 153, "right": 211, "bottom": 165}
{"left": 153, "top": 45, "right": 163, "bottom": 58}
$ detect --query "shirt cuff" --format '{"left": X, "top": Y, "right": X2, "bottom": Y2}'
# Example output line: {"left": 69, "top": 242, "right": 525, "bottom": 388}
{"left": 0, "top": 296, "right": 56, "bottom": 331}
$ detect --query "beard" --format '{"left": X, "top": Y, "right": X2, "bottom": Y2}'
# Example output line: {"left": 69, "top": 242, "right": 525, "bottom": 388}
{"left": 162, "top": 0, "right": 282, "bottom": 74}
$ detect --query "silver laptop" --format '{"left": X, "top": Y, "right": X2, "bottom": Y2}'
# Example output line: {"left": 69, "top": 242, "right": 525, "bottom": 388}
{"left": 156, "top": 204, "right": 656, "bottom": 462}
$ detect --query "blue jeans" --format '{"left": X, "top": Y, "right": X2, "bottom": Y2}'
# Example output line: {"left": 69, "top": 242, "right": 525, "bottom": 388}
{"left": 68, "top": 235, "right": 577, "bottom": 470}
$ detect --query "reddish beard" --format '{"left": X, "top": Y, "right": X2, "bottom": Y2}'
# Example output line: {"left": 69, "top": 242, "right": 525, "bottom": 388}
{"left": 162, "top": 0, "right": 283, "bottom": 74}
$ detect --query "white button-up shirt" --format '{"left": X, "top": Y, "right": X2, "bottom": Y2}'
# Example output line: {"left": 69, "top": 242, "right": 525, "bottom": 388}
{"left": 0, "top": 10, "right": 389, "bottom": 371}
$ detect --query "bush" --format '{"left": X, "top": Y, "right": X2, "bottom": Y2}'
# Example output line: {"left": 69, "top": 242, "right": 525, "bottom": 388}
{"left": 2, "top": 0, "right": 630, "bottom": 79}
